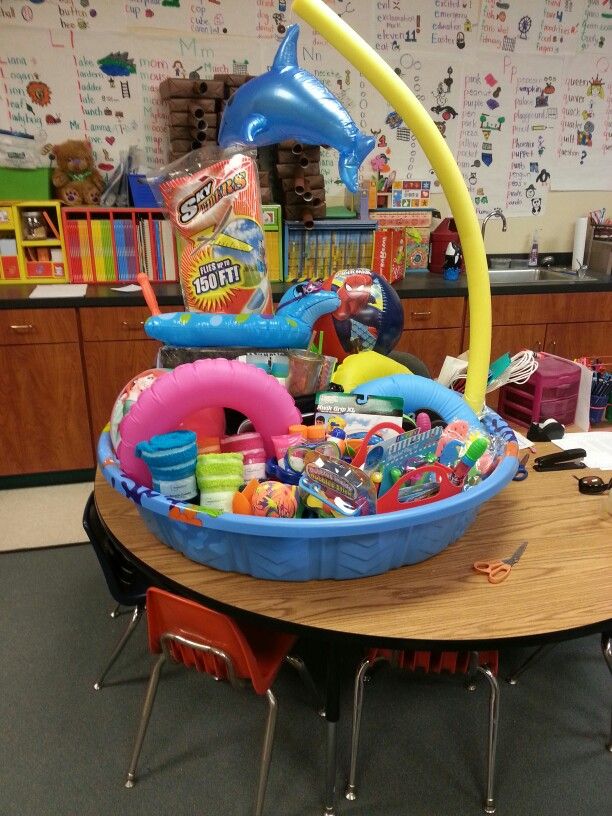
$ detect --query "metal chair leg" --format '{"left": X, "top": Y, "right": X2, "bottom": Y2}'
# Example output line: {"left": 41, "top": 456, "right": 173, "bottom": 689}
{"left": 345, "top": 658, "right": 372, "bottom": 801}
{"left": 125, "top": 653, "right": 166, "bottom": 788}
{"left": 506, "top": 644, "right": 555, "bottom": 685}
{"left": 94, "top": 605, "right": 143, "bottom": 690}
{"left": 254, "top": 689, "right": 278, "bottom": 816}
{"left": 285, "top": 654, "right": 325, "bottom": 717}
{"left": 601, "top": 634, "right": 612, "bottom": 752}
{"left": 476, "top": 663, "right": 500, "bottom": 815}
{"left": 466, "top": 663, "right": 479, "bottom": 692}
{"left": 110, "top": 603, "right": 122, "bottom": 619}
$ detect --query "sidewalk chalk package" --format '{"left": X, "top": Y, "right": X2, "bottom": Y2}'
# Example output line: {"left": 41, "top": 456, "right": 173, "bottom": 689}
{"left": 151, "top": 147, "right": 273, "bottom": 315}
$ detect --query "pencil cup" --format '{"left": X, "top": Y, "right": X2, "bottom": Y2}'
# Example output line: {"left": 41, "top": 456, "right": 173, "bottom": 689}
{"left": 589, "top": 394, "right": 608, "bottom": 425}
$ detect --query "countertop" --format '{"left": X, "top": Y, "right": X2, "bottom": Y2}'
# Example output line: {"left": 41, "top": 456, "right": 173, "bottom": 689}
{"left": 0, "top": 271, "right": 610, "bottom": 309}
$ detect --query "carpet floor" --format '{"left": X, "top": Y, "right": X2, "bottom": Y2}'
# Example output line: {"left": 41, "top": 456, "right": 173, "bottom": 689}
{"left": 0, "top": 544, "right": 610, "bottom": 816}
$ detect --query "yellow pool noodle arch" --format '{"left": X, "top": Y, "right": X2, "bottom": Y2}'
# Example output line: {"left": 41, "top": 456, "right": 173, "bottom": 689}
{"left": 292, "top": 0, "right": 491, "bottom": 413}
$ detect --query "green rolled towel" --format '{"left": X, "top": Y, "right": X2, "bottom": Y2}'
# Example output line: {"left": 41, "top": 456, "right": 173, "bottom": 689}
{"left": 196, "top": 453, "right": 244, "bottom": 512}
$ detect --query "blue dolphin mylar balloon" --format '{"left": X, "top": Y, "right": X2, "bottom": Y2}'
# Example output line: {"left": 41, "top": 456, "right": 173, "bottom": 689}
{"left": 218, "top": 25, "right": 374, "bottom": 193}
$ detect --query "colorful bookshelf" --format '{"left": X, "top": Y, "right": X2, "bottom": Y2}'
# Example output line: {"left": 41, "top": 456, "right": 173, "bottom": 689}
{"left": 61, "top": 208, "right": 179, "bottom": 285}
{"left": 0, "top": 203, "right": 21, "bottom": 283}
{"left": 283, "top": 219, "right": 376, "bottom": 281}
{"left": 0, "top": 200, "right": 68, "bottom": 284}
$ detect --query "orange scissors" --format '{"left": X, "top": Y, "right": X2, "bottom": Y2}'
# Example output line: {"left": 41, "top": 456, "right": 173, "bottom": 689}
{"left": 473, "top": 542, "right": 528, "bottom": 584}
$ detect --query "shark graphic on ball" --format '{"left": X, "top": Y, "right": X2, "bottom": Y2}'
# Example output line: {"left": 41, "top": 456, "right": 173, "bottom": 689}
{"left": 218, "top": 25, "right": 374, "bottom": 193}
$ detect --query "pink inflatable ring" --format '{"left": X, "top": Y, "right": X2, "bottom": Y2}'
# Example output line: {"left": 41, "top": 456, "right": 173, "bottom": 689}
{"left": 118, "top": 358, "right": 301, "bottom": 487}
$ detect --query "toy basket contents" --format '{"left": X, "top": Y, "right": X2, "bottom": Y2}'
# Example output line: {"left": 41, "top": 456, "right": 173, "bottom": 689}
{"left": 99, "top": 359, "right": 518, "bottom": 581}
{"left": 98, "top": 7, "right": 519, "bottom": 581}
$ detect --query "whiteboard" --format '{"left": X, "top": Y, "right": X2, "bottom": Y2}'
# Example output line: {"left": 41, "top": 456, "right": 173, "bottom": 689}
{"left": 0, "top": 0, "right": 610, "bottom": 212}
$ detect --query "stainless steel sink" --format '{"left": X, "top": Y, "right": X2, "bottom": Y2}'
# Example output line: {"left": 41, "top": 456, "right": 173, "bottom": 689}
{"left": 488, "top": 267, "right": 597, "bottom": 284}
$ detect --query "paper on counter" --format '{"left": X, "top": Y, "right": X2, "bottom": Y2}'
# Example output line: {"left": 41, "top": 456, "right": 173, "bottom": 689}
{"left": 553, "top": 433, "right": 612, "bottom": 470}
{"left": 29, "top": 284, "right": 87, "bottom": 298}
{"left": 512, "top": 429, "right": 534, "bottom": 450}
{"left": 111, "top": 284, "right": 142, "bottom": 293}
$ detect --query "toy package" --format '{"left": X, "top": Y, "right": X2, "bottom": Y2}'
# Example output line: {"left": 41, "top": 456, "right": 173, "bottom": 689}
{"left": 315, "top": 392, "right": 403, "bottom": 438}
{"left": 153, "top": 147, "right": 273, "bottom": 315}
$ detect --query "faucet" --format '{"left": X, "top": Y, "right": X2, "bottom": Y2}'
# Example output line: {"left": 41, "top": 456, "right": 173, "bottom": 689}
{"left": 481, "top": 208, "right": 507, "bottom": 268}
{"left": 481, "top": 207, "right": 507, "bottom": 240}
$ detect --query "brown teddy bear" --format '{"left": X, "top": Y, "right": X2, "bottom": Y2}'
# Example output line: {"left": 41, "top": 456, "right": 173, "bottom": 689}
{"left": 51, "top": 140, "right": 105, "bottom": 205}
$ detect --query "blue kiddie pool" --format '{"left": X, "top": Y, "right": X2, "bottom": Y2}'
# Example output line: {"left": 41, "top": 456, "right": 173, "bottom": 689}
{"left": 97, "top": 373, "right": 519, "bottom": 581}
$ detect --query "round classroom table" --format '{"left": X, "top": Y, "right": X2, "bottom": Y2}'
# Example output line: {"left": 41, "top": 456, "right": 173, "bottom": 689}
{"left": 94, "top": 439, "right": 612, "bottom": 815}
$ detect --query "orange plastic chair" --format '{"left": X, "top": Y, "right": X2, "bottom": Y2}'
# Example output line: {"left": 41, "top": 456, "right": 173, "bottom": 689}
{"left": 125, "top": 587, "right": 298, "bottom": 816}
{"left": 345, "top": 648, "right": 500, "bottom": 814}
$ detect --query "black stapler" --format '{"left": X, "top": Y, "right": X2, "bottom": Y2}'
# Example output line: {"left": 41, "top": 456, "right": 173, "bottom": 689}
{"left": 533, "top": 448, "right": 587, "bottom": 472}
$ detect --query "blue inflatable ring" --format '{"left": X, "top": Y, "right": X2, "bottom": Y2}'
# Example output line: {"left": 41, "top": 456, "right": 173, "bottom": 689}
{"left": 355, "top": 374, "right": 481, "bottom": 428}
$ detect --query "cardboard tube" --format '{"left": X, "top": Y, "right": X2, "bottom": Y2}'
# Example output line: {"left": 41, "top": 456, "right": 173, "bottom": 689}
{"left": 167, "top": 97, "right": 216, "bottom": 113}
{"left": 281, "top": 174, "right": 324, "bottom": 191}
{"left": 302, "top": 210, "right": 314, "bottom": 230}
{"left": 276, "top": 162, "right": 320, "bottom": 179}
{"left": 168, "top": 126, "right": 193, "bottom": 139}
{"left": 284, "top": 187, "right": 324, "bottom": 205}
{"left": 159, "top": 78, "right": 222, "bottom": 99}
{"left": 278, "top": 147, "right": 321, "bottom": 163}
{"left": 214, "top": 73, "right": 253, "bottom": 88}
{"left": 294, "top": 168, "right": 305, "bottom": 195}
{"left": 293, "top": 0, "right": 490, "bottom": 413}
{"left": 285, "top": 202, "right": 326, "bottom": 220}
{"left": 169, "top": 138, "right": 193, "bottom": 153}
{"left": 278, "top": 139, "right": 302, "bottom": 151}
{"left": 169, "top": 111, "right": 190, "bottom": 126}
{"left": 189, "top": 102, "right": 205, "bottom": 119}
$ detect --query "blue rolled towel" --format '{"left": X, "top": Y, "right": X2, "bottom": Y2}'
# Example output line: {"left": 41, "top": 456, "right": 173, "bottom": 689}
{"left": 135, "top": 429, "right": 198, "bottom": 502}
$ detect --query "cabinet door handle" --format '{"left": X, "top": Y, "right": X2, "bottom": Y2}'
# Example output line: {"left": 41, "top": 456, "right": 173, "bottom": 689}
{"left": 121, "top": 321, "right": 145, "bottom": 330}
{"left": 550, "top": 339, "right": 556, "bottom": 352}
{"left": 411, "top": 311, "right": 432, "bottom": 319}
{"left": 9, "top": 323, "right": 35, "bottom": 332}
{"left": 535, "top": 340, "right": 541, "bottom": 352}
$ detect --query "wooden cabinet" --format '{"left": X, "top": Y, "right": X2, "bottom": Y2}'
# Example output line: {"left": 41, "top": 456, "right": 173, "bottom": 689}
{"left": 1, "top": 286, "right": 610, "bottom": 481}
{"left": 80, "top": 306, "right": 164, "bottom": 450}
{"left": 400, "top": 296, "right": 465, "bottom": 376}
{"left": 474, "top": 292, "right": 612, "bottom": 360}
{"left": 0, "top": 307, "right": 78, "bottom": 345}
{"left": 396, "top": 328, "right": 463, "bottom": 378}
{"left": 0, "top": 318, "right": 93, "bottom": 476}
{"left": 544, "top": 321, "right": 610, "bottom": 359}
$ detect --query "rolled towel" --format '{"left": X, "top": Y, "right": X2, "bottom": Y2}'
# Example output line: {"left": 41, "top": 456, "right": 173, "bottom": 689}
{"left": 196, "top": 452, "right": 244, "bottom": 512}
{"left": 135, "top": 430, "right": 198, "bottom": 502}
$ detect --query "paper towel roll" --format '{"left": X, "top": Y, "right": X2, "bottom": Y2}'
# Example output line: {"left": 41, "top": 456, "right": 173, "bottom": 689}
{"left": 572, "top": 217, "right": 588, "bottom": 270}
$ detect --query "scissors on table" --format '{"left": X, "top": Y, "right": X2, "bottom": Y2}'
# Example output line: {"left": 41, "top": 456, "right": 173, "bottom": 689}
{"left": 513, "top": 453, "right": 529, "bottom": 481}
{"left": 473, "top": 541, "right": 528, "bottom": 584}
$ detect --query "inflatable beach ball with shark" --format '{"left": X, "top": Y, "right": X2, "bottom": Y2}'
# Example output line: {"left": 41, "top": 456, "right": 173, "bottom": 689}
{"left": 218, "top": 25, "right": 374, "bottom": 193}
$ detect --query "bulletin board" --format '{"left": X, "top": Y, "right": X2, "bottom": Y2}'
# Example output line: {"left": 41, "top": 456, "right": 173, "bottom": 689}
{"left": 0, "top": 0, "right": 610, "bottom": 216}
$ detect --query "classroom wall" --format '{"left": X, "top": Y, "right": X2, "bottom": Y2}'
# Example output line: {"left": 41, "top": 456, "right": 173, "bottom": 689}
{"left": 431, "top": 190, "right": 612, "bottom": 255}
{"left": 0, "top": 0, "right": 610, "bottom": 256}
